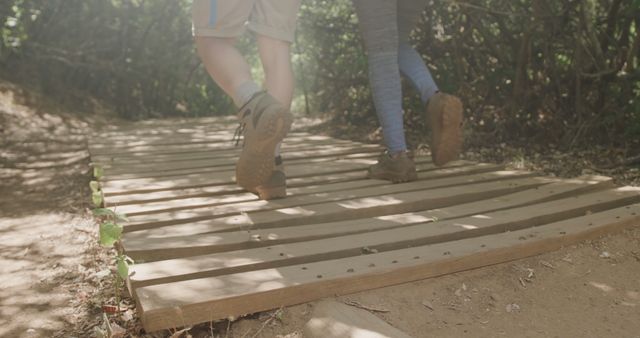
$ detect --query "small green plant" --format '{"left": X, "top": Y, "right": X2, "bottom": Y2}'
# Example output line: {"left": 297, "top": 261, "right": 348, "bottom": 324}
{"left": 90, "top": 179, "right": 134, "bottom": 315}
{"left": 90, "top": 178, "right": 103, "bottom": 207}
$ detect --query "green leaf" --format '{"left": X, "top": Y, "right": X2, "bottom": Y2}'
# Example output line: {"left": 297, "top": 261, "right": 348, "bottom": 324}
{"left": 89, "top": 181, "right": 100, "bottom": 193}
{"left": 117, "top": 258, "right": 129, "bottom": 279}
{"left": 92, "top": 208, "right": 115, "bottom": 217}
{"left": 93, "top": 166, "right": 104, "bottom": 179}
{"left": 92, "top": 191, "right": 103, "bottom": 207}
{"left": 99, "top": 222, "right": 122, "bottom": 247}
{"left": 115, "top": 213, "right": 129, "bottom": 223}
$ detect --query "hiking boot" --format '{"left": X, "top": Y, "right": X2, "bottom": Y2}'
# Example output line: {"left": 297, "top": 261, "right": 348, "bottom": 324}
{"left": 234, "top": 92, "right": 293, "bottom": 194}
{"left": 426, "top": 92, "right": 463, "bottom": 166}
{"left": 367, "top": 151, "right": 418, "bottom": 183}
{"left": 255, "top": 156, "right": 287, "bottom": 200}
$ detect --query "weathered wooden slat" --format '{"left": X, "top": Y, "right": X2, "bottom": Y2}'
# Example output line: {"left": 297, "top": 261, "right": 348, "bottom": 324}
{"left": 122, "top": 176, "right": 611, "bottom": 262}
{"left": 128, "top": 186, "right": 637, "bottom": 287}
{"left": 100, "top": 158, "right": 377, "bottom": 194}
{"left": 94, "top": 116, "right": 236, "bottom": 135}
{"left": 102, "top": 147, "right": 382, "bottom": 177}
{"left": 94, "top": 143, "right": 381, "bottom": 168}
{"left": 100, "top": 155, "right": 387, "bottom": 182}
{"left": 90, "top": 138, "right": 364, "bottom": 164}
{"left": 122, "top": 174, "right": 546, "bottom": 244}
{"left": 105, "top": 161, "right": 478, "bottom": 204}
{"left": 89, "top": 133, "right": 340, "bottom": 156}
{"left": 122, "top": 168, "right": 529, "bottom": 228}
{"left": 118, "top": 163, "right": 501, "bottom": 216}
{"left": 100, "top": 156, "right": 436, "bottom": 195}
{"left": 135, "top": 202, "right": 640, "bottom": 332}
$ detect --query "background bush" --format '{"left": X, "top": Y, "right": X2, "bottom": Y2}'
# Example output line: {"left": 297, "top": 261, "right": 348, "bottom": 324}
{"left": 1, "top": 0, "right": 639, "bottom": 149}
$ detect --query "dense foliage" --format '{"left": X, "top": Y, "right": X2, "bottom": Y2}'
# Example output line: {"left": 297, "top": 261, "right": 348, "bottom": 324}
{"left": 1, "top": 0, "right": 639, "bottom": 148}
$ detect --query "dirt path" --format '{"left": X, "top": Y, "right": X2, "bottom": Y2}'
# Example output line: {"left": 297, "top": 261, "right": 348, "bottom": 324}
{"left": 1, "top": 83, "right": 639, "bottom": 338}
{"left": 0, "top": 84, "right": 113, "bottom": 338}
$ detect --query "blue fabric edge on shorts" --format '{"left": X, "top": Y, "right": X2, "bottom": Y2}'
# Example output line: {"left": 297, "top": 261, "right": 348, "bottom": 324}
{"left": 209, "top": 0, "right": 217, "bottom": 27}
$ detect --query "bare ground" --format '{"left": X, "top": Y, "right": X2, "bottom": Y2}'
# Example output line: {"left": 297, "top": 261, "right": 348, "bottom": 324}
{"left": 1, "top": 83, "right": 639, "bottom": 338}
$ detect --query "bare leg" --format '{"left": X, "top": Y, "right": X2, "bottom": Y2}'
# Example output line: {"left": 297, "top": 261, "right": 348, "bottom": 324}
{"left": 257, "top": 35, "right": 295, "bottom": 109}
{"left": 195, "top": 36, "right": 257, "bottom": 106}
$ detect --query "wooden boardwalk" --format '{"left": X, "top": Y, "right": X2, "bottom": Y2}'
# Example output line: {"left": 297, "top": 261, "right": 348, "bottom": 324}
{"left": 89, "top": 117, "right": 640, "bottom": 332}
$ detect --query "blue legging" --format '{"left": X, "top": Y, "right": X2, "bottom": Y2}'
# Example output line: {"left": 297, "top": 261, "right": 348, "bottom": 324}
{"left": 353, "top": 0, "right": 438, "bottom": 153}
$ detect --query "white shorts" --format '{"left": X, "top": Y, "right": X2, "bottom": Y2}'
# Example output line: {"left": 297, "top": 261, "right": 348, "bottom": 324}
{"left": 192, "top": 0, "right": 301, "bottom": 43}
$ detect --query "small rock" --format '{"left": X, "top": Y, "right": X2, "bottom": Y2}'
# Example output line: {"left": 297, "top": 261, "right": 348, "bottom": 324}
{"left": 539, "top": 260, "right": 555, "bottom": 269}
{"left": 505, "top": 303, "right": 520, "bottom": 313}
{"left": 422, "top": 300, "right": 434, "bottom": 311}
{"left": 95, "top": 269, "right": 110, "bottom": 278}
{"left": 489, "top": 294, "right": 500, "bottom": 302}
{"left": 599, "top": 251, "right": 611, "bottom": 259}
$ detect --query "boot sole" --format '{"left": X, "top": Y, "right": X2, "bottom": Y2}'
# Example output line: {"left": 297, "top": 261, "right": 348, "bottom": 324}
{"left": 236, "top": 110, "right": 293, "bottom": 192}
{"left": 431, "top": 95, "right": 463, "bottom": 167}
{"left": 255, "top": 184, "right": 287, "bottom": 200}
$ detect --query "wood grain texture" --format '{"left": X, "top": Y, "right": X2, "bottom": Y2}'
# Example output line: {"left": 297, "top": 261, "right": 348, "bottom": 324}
{"left": 87, "top": 119, "right": 636, "bottom": 333}
{"left": 135, "top": 203, "right": 640, "bottom": 331}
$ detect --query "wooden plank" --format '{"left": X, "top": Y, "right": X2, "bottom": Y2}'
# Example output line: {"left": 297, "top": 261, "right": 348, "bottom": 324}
{"left": 135, "top": 202, "right": 640, "bottom": 332}
{"left": 93, "top": 143, "right": 381, "bottom": 168}
{"left": 90, "top": 138, "right": 365, "bottom": 164}
{"left": 100, "top": 156, "right": 437, "bottom": 195}
{"left": 127, "top": 185, "right": 635, "bottom": 283}
{"left": 104, "top": 167, "right": 368, "bottom": 198}
{"left": 95, "top": 116, "right": 236, "bottom": 135}
{"left": 116, "top": 163, "right": 500, "bottom": 215}
{"left": 100, "top": 157, "right": 379, "bottom": 194}
{"left": 104, "top": 161, "right": 478, "bottom": 204}
{"left": 304, "top": 300, "right": 413, "bottom": 338}
{"left": 102, "top": 146, "right": 382, "bottom": 177}
{"left": 92, "top": 120, "right": 236, "bottom": 143}
{"left": 122, "top": 174, "right": 546, "bottom": 242}
{"left": 121, "top": 176, "right": 612, "bottom": 263}
{"left": 100, "top": 155, "right": 387, "bottom": 182}
{"left": 122, "top": 168, "right": 532, "bottom": 228}
{"left": 89, "top": 133, "right": 341, "bottom": 156}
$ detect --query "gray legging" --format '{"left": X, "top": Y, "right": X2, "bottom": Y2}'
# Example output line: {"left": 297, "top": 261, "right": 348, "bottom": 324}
{"left": 352, "top": 0, "right": 438, "bottom": 153}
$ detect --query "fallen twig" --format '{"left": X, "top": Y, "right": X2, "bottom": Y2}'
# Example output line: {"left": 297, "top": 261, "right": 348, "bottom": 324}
{"left": 343, "top": 299, "right": 390, "bottom": 313}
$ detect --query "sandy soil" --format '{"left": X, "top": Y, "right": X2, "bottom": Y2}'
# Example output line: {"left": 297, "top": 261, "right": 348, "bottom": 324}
{"left": 0, "top": 83, "right": 116, "bottom": 338}
{"left": 1, "top": 83, "right": 638, "bottom": 338}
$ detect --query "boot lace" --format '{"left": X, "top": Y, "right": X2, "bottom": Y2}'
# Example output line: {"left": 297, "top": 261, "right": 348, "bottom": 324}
{"left": 232, "top": 121, "right": 246, "bottom": 147}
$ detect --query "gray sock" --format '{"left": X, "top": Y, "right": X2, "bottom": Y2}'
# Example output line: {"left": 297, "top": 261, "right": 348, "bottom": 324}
{"left": 233, "top": 81, "right": 261, "bottom": 107}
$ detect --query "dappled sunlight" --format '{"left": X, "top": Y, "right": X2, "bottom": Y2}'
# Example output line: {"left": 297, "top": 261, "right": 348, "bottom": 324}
{"left": 376, "top": 212, "right": 435, "bottom": 224}
{"left": 307, "top": 315, "right": 398, "bottom": 338}
{"left": 337, "top": 158, "right": 377, "bottom": 165}
{"left": 589, "top": 281, "right": 614, "bottom": 292}
{"left": 493, "top": 170, "right": 523, "bottom": 176}
{"left": 338, "top": 196, "right": 402, "bottom": 209}
{"left": 276, "top": 207, "right": 316, "bottom": 216}
{"left": 616, "top": 186, "right": 640, "bottom": 193}
{"left": 453, "top": 223, "right": 479, "bottom": 230}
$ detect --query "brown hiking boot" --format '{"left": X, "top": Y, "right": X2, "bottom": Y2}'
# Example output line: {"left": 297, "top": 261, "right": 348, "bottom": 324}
{"left": 255, "top": 156, "right": 287, "bottom": 200}
{"left": 367, "top": 151, "right": 418, "bottom": 183}
{"left": 234, "top": 92, "right": 293, "bottom": 194}
{"left": 427, "top": 92, "right": 463, "bottom": 166}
